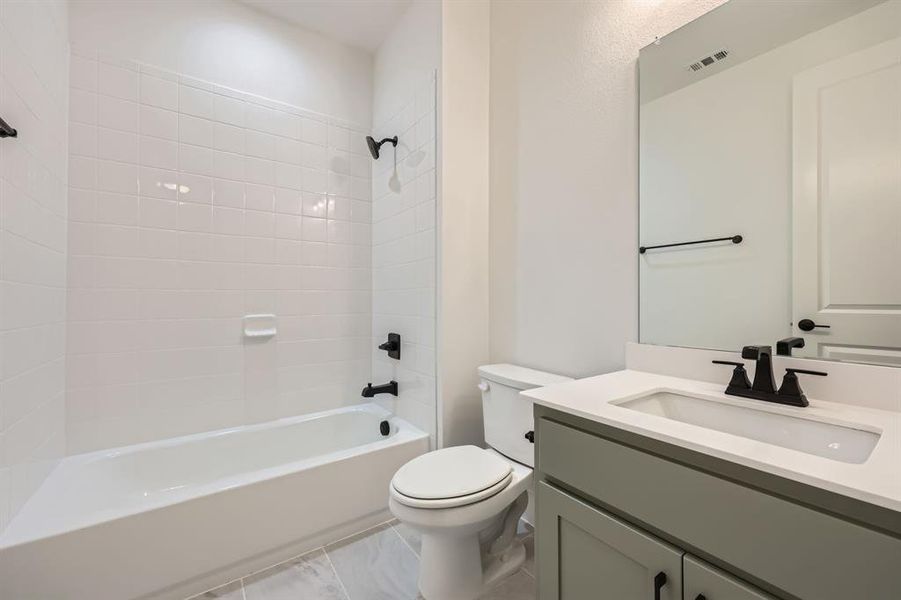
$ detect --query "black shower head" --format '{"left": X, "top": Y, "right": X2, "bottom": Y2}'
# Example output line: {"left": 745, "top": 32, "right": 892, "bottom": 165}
{"left": 365, "top": 135, "right": 398, "bottom": 160}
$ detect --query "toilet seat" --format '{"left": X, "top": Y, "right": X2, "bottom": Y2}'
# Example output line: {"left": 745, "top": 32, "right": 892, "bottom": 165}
{"left": 391, "top": 446, "right": 514, "bottom": 509}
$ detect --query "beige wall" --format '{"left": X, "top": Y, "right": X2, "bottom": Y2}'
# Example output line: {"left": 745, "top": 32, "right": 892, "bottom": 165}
{"left": 439, "top": 0, "right": 491, "bottom": 447}
{"left": 488, "top": 0, "right": 726, "bottom": 379}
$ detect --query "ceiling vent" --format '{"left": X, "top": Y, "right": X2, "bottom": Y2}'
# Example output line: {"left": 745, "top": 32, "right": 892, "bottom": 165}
{"left": 687, "top": 48, "right": 729, "bottom": 73}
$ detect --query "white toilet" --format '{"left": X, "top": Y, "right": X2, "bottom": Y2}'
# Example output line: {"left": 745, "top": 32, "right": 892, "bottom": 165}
{"left": 389, "top": 364, "right": 572, "bottom": 600}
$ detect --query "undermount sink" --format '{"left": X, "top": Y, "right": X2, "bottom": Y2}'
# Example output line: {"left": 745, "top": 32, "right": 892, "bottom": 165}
{"left": 616, "top": 391, "right": 880, "bottom": 464}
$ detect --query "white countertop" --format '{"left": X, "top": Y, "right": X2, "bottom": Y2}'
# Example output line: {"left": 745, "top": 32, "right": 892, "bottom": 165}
{"left": 524, "top": 369, "right": 901, "bottom": 513}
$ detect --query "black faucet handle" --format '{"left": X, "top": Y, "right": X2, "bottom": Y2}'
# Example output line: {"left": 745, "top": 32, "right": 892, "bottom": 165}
{"left": 778, "top": 368, "right": 827, "bottom": 407}
{"left": 785, "top": 368, "right": 828, "bottom": 377}
{"left": 741, "top": 345, "right": 772, "bottom": 360}
{"left": 712, "top": 360, "right": 752, "bottom": 391}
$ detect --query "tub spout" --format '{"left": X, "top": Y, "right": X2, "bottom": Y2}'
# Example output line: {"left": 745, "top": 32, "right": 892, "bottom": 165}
{"left": 362, "top": 381, "right": 398, "bottom": 397}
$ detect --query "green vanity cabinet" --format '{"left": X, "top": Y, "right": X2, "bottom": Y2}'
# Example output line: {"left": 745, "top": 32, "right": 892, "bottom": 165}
{"left": 683, "top": 556, "right": 775, "bottom": 600}
{"left": 534, "top": 406, "right": 901, "bottom": 600}
{"left": 537, "top": 481, "right": 683, "bottom": 600}
{"left": 537, "top": 481, "right": 774, "bottom": 600}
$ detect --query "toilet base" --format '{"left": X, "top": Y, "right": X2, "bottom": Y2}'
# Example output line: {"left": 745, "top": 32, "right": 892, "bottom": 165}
{"left": 416, "top": 492, "right": 529, "bottom": 600}
{"left": 418, "top": 534, "right": 526, "bottom": 600}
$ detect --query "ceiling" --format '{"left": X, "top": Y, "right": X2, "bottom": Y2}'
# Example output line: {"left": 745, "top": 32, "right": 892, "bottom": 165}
{"left": 240, "top": 0, "right": 412, "bottom": 53}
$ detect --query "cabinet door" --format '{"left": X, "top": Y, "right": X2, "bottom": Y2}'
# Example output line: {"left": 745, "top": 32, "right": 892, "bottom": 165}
{"left": 537, "top": 481, "right": 683, "bottom": 600}
{"left": 684, "top": 555, "right": 776, "bottom": 600}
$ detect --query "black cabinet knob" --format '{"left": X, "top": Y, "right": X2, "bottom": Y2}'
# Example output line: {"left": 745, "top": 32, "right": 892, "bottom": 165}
{"left": 524, "top": 431, "right": 534, "bottom": 443}
{"left": 695, "top": 595, "right": 707, "bottom": 600}
{"left": 798, "top": 318, "right": 830, "bottom": 332}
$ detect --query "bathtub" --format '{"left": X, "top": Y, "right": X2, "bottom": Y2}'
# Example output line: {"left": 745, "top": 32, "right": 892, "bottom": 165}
{"left": 0, "top": 403, "right": 428, "bottom": 600}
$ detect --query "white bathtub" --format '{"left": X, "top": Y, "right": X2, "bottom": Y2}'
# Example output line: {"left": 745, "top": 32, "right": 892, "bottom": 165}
{"left": 0, "top": 403, "right": 428, "bottom": 600}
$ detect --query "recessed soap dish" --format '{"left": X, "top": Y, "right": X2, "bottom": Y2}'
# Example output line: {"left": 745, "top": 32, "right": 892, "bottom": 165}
{"left": 243, "top": 314, "right": 277, "bottom": 339}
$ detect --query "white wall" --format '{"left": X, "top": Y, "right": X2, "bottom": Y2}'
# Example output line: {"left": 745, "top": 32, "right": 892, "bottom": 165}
{"left": 69, "top": 0, "right": 373, "bottom": 126}
{"left": 440, "top": 0, "right": 490, "bottom": 447}
{"left": 373, "top": 0, "right": 441, "bottom": 126}
{"left": 488, "top": 0, "right": 726, "bottom": 379}
{"left": 0, "top": 0, "right": 69, "bottom": 531}
{"left": 640, "top": 0, "right": 901, "bottom": 352}
{"left": 65, "top": 49, "right": 373, "bottom": 453}
{"left": 371, "top": 0, "right": 440, "bottom": 445}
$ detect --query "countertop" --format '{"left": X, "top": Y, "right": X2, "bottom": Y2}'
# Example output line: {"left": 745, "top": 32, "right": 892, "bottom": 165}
{"left": 524, "top": 369, "right": 901, "bottom": 514}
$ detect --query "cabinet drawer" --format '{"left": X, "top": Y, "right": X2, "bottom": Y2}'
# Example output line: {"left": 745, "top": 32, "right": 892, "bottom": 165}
{"left": 538, "top": 417, "right": 901, "bottom": 600}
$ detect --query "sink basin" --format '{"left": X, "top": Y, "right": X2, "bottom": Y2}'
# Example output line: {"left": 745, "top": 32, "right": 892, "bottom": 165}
{"left": 617, "top": 391, "right": 880, "bottom": 464}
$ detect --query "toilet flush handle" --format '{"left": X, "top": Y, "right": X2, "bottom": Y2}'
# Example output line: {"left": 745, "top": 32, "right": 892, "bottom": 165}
{"left": 477, "top": 382, "right": 489, "bottom": 392}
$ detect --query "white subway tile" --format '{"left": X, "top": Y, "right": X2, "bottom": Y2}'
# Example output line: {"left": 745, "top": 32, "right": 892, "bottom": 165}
{"left": 212, "top": 179, "right": 244, "bottom": 209}
{"left": 302, "top": 217, "right": 327, "bottom": 242}
{"left": 99, "top": 63, "right": 139, "bottom": 101}
{"left": 97, "top": 160, "right": 139, "bottom": 195}
{"left": 98, "top": 95, "right": 139, "bottom": 132}
{"left": 179, "top": 115, "right": 214, "bottom": 147}
{"left": 140, "top": 136, "right": 178, "bottom": 170}
{"left": 97, "top": 128, "right": 138, "bottom": 164}
{"left": 140, "top": 74, "right": 178, "bottom": 111}
{"left": 179, "top": 85, "right": 216, "bottom": 120}
{"left": 140, "top": 105, "right": 178, "bottom": 141}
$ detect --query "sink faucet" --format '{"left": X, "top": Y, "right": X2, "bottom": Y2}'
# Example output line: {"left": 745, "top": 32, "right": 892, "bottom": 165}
{"left": 742, "top": 345, "right": 777, "bottom": 394}
{"left": 362, "top": 381, "right": 398, "bottom": 398}
{"left": 776, "top": 337, "right": 805, "bottom": 356}
{"left": 713, "top": 345, "right": 827, "bottom": 407}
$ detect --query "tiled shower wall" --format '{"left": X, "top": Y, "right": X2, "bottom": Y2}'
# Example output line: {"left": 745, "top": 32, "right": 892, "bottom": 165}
{"left": 66, "top": 48, "right": 372, "bottom": 453}
{"left": 0, "top": 0, "right": 69, "bottom": 530}
{"left": 371, "top": 74, "right": 437, "bottom": 443}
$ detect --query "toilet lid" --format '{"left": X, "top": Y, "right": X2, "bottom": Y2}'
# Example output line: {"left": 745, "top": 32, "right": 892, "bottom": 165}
{"left": 392, "top": 445, "right": 513, "bottom": 500}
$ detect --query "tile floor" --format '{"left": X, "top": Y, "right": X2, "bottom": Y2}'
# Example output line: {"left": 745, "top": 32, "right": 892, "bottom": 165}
{"left": 189, "top": 520, "right": 536, "bottom": 600}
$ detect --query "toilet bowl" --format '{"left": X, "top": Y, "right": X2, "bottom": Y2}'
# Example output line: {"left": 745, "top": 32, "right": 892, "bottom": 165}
{"left": 389, "top": 364, "right": 572, "bottom": 600}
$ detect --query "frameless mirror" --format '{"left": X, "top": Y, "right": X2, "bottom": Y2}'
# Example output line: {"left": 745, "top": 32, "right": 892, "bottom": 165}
{"left": 639, "top": 0, "right": 901, "bottom": 367}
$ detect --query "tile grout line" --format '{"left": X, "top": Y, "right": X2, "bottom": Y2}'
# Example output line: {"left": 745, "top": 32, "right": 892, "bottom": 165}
{"left": 323, "top": 546, "right": 354, "bottom": 600}
{"left": 391, "top": 522, "right": 420, "bottom": 558}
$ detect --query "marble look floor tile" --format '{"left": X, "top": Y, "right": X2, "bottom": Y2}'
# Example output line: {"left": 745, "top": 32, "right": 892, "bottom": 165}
{"left": 391, "top": 521, "right": 422, "bottom": 556}
{"left": 243, "top": 549, "right": 348, "bottom": 600}
{"left": 480, "top": 569, "right": 535, "bottom": 600}
{"left": 188, "top": 579, "right": 244, "bottom": 600}
{"left": 326, "top": 523, "right": 420, "bottom": 600}
{"left": 520, "top": 533, "right": 535, "bottom": 577}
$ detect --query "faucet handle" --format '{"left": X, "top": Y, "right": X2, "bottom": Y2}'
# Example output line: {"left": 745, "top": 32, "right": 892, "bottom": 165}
{"left": 785, "top": 368, "right": 828, "bottom": 377}
{"left": 777, "top": 368, "right": 827, "bottom": 407}
{"left": 712, "top": 360, "right": 752, "bottom": 391}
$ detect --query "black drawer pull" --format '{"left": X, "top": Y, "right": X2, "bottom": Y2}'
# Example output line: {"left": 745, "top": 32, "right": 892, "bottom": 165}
{"left": 695, "top": 595, "right": 707, "bottom": 600}
{"left": 653, "top": 572, "right": 667, "bottom": 600}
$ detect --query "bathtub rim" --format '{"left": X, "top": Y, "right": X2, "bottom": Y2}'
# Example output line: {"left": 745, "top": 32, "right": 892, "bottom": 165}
{"left": 0, "top": 402, "right": 428, "bottom": 550}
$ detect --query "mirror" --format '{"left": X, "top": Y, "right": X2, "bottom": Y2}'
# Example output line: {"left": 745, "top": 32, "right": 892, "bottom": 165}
{"left": 639, "top": 0, "right": 901, "bottom": 367}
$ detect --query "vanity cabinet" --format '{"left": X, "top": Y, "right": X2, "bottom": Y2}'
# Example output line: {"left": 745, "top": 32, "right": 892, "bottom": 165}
{"left": 537, "top": 481, "right": 773, "bottom": 600}
{"left": 534, "top": 406, "right": 901, "bottom": 600}
{"left": 683, "top": 555, "right": 775, "bottom": 600}
{"left": 537, "top": 481, "right": 682, "bottom": 599}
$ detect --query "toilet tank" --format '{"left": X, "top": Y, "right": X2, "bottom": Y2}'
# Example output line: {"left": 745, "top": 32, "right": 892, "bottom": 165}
{"left": 478, "top": 364, "right": 573, "bottom": 467}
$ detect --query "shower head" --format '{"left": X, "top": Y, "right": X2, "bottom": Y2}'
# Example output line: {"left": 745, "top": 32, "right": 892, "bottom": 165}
{"left": 365, "top": 135, "right": 398, "bottom": 160}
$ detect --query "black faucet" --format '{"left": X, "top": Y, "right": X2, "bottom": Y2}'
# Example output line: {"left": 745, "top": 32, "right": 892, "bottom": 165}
{"left": 377, "top": 333, "right": 401, "bottom": 360}
{"left": 713, "top": 345, "right": 827, "bottom": 407}
{"left": 362, "top": 381, "right": 398, "bottom": 398}
{"left": 776, "top": 337, "right": 805, "bottom": 356}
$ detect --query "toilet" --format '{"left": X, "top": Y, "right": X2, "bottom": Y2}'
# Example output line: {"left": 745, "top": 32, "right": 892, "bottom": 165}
{"left": 389, "top": 364, "right": 572, "bottom": 600}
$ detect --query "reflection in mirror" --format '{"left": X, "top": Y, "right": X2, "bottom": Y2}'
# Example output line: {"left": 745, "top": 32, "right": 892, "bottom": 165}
{"left": 639, "top": 0, "right": 901, "bottom": 367}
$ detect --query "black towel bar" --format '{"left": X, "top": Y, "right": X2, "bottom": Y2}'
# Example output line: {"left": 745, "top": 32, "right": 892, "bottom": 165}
{"left": 640, "top": 234, "right": 742, "bottom": 254}
{"left": 0, "top": 115, "right": 17, "bottom": 138}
